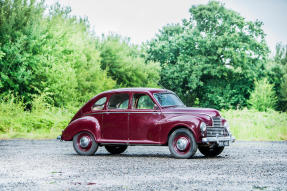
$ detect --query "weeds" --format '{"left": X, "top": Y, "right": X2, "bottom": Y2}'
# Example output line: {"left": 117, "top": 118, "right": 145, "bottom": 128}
{"left": 0, "top": 97, "right": 286, "bottom": 140}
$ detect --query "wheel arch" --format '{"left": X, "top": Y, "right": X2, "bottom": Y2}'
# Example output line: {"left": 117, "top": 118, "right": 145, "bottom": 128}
{"left": 61, "top": 116, "right": 101, "bottom": 141}
{"left": 165, "top": 125, "right": 197, "bottom": 145}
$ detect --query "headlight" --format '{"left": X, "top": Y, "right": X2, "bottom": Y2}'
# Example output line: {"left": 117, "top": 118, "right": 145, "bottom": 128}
{"left": 224, "top": 122, "right": 230, "bottom": 130}
{"left": 224, "top": 121, "right": 230, "bottom": 134}
{"left": 200, "top": 122, "right": 207, "bottom": 134}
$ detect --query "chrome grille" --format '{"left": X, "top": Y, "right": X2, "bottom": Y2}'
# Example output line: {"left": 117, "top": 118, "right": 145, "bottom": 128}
{"left": 212, "top": 117, "right": 222, "bottom": 127}
{"left": 206, "top": 117, "right": 228, "bottom": 137}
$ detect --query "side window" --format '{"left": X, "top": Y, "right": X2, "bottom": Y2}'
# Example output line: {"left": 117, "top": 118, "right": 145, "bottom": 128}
{"left": 92, "top": 97, "right": 107, "bottom": 111}
{"left": 108, "top": 94, "right": 129, "bottom": 109}
{"left": 133, "top": 94, "right": 155, "bottom": 109}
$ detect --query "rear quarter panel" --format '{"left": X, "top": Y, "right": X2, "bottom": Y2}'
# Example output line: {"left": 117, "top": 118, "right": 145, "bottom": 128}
{"left": 61, "top": 116, "right": 101, "bottom": 141}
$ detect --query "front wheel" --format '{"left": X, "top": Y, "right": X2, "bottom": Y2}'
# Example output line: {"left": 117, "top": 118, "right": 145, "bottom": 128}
{"left": 105, "top": 145, "right": 128, "bottom": 154}
{"left": 198, "top": 146, "right": 224, "bottom": 157}
{"left": 168, "top": 128, "right": 197, "bottom": 159}
{"left": 73, "top": 132, "right": 98, "bottom": 156}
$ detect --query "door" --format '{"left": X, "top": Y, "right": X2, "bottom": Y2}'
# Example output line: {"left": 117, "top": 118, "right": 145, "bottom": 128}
{"left": 102, "top": 93, "right": 130, "bottom": 141}
{"left": 129, "top": 93, "right": 162, "bottom": 143}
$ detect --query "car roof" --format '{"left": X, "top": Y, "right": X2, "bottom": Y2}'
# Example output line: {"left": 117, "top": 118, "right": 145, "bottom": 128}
{"left": 100, "top": 87, "right": 172, "bottom": 94}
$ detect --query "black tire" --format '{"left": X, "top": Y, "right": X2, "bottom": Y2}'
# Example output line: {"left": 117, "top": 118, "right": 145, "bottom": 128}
{"left": 73, "top": 132, "right": 98, "bottom": 156}
{"left": 168, "top": 128, "right": 197, "bottom": 159}
{"left": 198, "top": 146, "right": 224, "bottom": 157}
{"left": 105, "top": 145, "right": 128, "bottom": 154}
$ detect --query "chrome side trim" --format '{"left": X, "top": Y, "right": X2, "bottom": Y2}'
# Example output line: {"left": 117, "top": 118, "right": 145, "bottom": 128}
{"left": 84, "top": 111, "right": 161, "bottom": 115}
{"left": 85, "top": 111, "right": 216, "bottom": 115}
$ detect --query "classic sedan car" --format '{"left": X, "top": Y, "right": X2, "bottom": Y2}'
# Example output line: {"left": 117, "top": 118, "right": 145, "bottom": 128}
{"left": 58, "top": 88, "right": 235, "bottom": 159}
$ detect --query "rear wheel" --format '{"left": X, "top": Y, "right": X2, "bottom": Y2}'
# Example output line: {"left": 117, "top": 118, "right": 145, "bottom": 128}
{"left": 73, "top": 132, "right": 98, "bottom": 156}
{"left": 105, "top": 145, "right": 128, "bottom": 154}
{"left": 198, "top": 145, "right": 224, "bottom": 157}
{"left": 168, "top": 128, "right": 197, "bottom": 159}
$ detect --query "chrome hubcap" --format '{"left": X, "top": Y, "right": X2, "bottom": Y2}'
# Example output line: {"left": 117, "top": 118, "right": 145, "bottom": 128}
{"left": 79, "top": 136, "right": 90, "bottom": 148}
{"left": 176, "top": 137, "right": 188, "bottom": 151}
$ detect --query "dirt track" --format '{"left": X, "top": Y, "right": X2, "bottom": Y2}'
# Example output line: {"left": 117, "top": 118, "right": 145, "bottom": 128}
{"left": 0, "top": 140, "right": 286, "bottom": 190}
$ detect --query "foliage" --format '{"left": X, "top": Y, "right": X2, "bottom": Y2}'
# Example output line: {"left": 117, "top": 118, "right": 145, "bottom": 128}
{"left": 222, "top": 109, "right": 287, "bottom": 141}
{"left": 248, "top": 78, "right": 277, "bottom": 111}
{"left": 0, "top": 94, "right": 74, "bottom": 138}
{"left": 275, "top": 43, "right": 287, "bottom": 110}
{"left": 0, "top": 1, "right": 159, "bottom": 108}
{"left": 281, "top": 71, "right": 287, "bottom": 103}
{"left": 100, "top": 35, "right": 160, "bottom": 88}
{"left": 39, "top": 5, "right": 116, "bottom": 106}
{"left": 0, "top": 0, "right": 46, "bottom": 104}
{"left": 1, "top": 96, "right": 286, "bottom": 141}
{"left": 145, "top": 1, "right": 269, "bottom": 109}
{"left": 264, "top": 43, "right": 287, "bottom": 111}
{"left": 0, "top": 0, "right": 286, "bottom": 141}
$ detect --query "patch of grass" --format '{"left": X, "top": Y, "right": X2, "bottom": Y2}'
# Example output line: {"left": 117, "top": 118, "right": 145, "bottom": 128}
{"left": 0, "top": 96, "right": 74, "bottom": 139}
{"left": 221, "top": 109, "right": 287, "bottom": 141}
{"left": 0, "top": 97, "right": 286, "bottom": 140}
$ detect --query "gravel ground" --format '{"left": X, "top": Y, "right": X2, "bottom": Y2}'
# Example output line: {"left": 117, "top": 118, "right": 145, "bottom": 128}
{"left": 0, "top": 140, "right": 286, "bottom": 191}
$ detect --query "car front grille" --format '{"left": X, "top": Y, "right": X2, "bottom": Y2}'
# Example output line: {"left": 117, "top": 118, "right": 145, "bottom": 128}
{"left": 212, "top": 116, "right": 222, "bottom": 127}
{"left": 206, "top": 117, "right": 229, "bottom": 137}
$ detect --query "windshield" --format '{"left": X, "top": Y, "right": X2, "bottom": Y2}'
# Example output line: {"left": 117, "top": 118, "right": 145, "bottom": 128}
{"left": 153, "top": 93, "right": 185, "bottom": 107}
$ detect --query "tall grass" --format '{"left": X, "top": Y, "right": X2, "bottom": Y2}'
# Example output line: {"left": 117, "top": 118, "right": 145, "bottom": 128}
{"left": 0, "top": 95, "right": 74, "bottom": 139}
{"left": 221, "top": 109, "right": 287, "bottom": 141}
{"left": 0, "top": 97, "right": 286, "bottom": 140}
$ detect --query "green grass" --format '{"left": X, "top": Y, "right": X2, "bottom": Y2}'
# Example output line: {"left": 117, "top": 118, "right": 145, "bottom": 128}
{"left": 0, "top": 97, "right": 74, "bottom": 139}
{"left": 221, "top": 109, "right": 287, "bottom": 141}
{"left": 0, "top": 98, "right": 286, "bottom": 140}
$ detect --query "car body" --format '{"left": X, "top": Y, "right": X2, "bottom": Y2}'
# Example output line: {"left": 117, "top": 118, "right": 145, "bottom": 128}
{"left": 58, "top": 88, "right": 235, "bottom": 158}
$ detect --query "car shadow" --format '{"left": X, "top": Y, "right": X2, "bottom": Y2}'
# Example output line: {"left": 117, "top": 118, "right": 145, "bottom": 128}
{"left": 67, "top": 153, "right": 226, "bottom": 159}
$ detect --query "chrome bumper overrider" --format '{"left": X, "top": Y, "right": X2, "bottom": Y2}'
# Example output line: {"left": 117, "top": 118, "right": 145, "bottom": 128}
{"left": 202, "top": 135, "right": 235, "bottom": 146}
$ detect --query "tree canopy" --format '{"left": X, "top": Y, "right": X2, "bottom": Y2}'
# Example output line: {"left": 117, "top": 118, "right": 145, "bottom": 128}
{"left": 145, "top": 1, "right": 269, "bottom": 109}
{"left": 0, "top": 0, "right": 159, "bottom": 108}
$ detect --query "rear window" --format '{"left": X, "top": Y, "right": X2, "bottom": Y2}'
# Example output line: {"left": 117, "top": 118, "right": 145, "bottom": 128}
{"left": 91, "top": 97, "right": 107, "bottom": 111}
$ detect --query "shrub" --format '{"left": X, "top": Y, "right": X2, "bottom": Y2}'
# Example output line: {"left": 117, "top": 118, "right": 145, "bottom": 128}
{"left": 0, "top": 94, "right": 74, "bottom": 139}
{"left": 248, "top": 78, "right": 277, "bottom": 112}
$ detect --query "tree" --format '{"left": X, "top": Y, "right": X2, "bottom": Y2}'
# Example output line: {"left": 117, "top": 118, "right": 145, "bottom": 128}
{"left": 0, "top": 0, "right": 46, "bottom": 104}
{"left": 266, "top": 43, "right": 287, "bottom": 111}
{"left": 248, "top": 78, "right": 277, "bottom": 111}
{"left": 0, "top": 1, "right": 116, "bottom": 107}
{"left": 145, "top": 1, "right": 269, "bottom": 109}
{"left": 100, "top": 35, "right": 160, "bottom": 88}
{"left": 275, "top": 43, "right": 287, "bottom": 110}
{"left": 39, "top": 5, "right": 116, "bottom": 106}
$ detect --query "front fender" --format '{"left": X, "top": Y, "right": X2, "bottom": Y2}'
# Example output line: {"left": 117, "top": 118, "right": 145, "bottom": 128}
{"left": 159, "top": 115, "right": 201, "bottom": 144}
{"left": 61, "top": 116, "right": 101, "bottom": 141}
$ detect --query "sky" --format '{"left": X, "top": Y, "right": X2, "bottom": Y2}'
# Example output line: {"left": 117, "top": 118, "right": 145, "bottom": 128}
{"left": 46, "top": 0, "right": 287, "bottom": 55}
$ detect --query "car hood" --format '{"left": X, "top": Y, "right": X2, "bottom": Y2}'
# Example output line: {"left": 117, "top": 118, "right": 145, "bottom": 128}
{"left": 161, "top": 107, "right": 221, "bottom": 126}
{"left": 162, "top": 107, "right": 220, "bottom": 116}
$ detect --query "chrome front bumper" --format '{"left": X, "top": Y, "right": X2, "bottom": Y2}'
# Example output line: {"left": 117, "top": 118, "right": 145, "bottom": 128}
{"left": 202, "top": 135, "right": 235, "bottom": 146}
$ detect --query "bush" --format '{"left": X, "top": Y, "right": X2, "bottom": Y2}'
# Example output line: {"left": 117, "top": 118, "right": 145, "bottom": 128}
{"left": 0, "top": 94, "right": 74, "bottom": 139}
{"left": 248, "top": 78, "right": 277, "bottom": 112}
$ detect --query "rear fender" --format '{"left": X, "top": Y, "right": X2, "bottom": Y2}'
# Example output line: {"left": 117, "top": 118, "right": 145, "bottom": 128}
{"left": 61, "top": 116, "right": 100, "bottom": 141}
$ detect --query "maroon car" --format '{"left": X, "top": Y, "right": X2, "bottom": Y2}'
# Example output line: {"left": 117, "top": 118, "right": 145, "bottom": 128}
{"left": 58, "top": 88, "right": 235, "bottom": 159}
